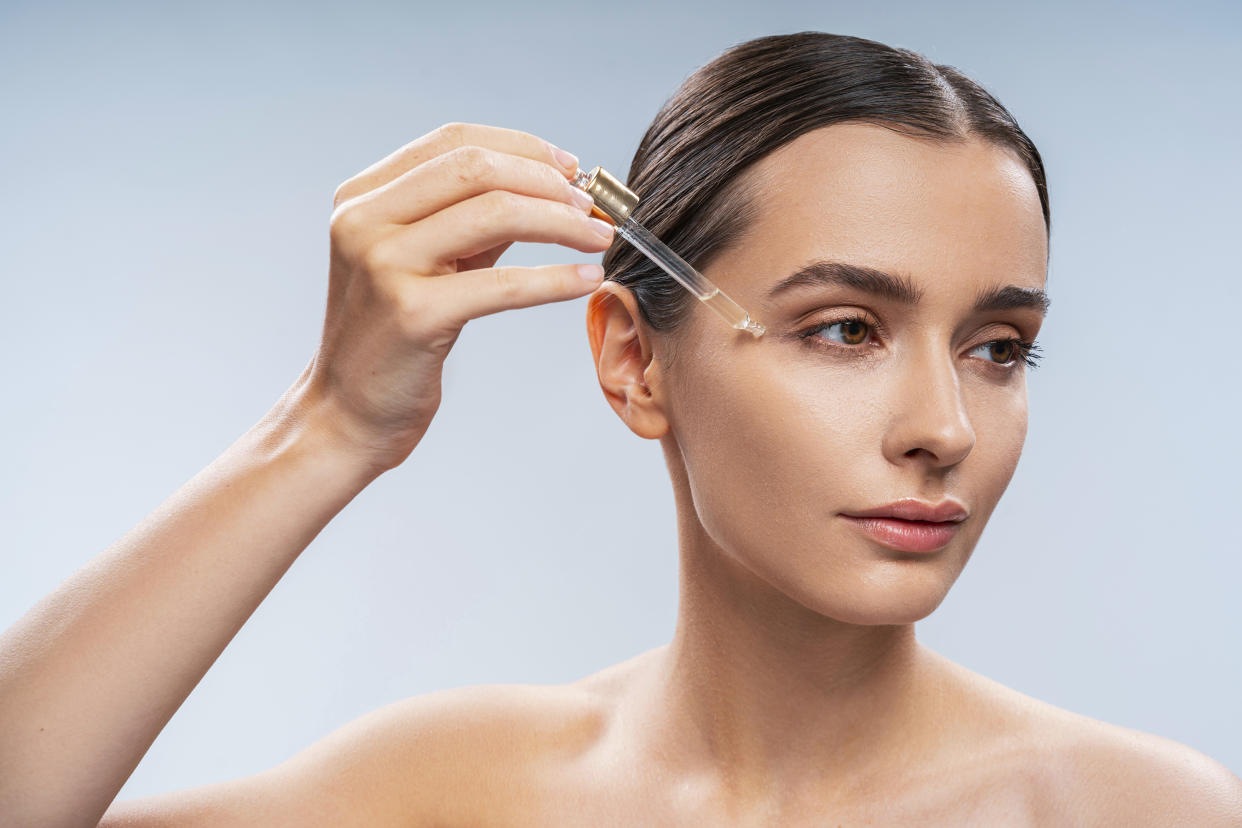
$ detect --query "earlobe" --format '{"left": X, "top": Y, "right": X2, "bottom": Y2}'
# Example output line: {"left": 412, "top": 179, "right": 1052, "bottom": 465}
{"left": 585, "top": 283, "right": 670, "bottom": 440}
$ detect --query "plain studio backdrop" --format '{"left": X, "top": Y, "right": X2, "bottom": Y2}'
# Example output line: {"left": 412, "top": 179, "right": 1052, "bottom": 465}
{"left": 2, "top": 0, "right": 1239, "bottom": 801}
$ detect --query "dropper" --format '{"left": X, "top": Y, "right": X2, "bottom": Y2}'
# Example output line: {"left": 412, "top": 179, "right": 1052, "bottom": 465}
{"left": 570, "top": 166, "right": 766, "bottom": 339}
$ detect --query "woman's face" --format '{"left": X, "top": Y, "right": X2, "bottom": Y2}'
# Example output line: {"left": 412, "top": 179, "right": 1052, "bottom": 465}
{"left": 660, "top": 122, "right": 1049, "bottom": 625}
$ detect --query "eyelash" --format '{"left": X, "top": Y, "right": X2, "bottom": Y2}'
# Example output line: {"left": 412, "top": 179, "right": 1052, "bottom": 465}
{"left": 797, "top": 314, "right": 1044, "bottom": 372}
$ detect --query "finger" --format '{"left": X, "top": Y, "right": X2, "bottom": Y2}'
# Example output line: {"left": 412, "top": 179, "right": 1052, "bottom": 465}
{"left": 334, "top": 122, "right": 579, "bottom": 207}
{"left": 423, "top": 262, "right": 606, "bottom": 328}
{"left": 390, "top": 190, "right": 615, "bottom": 273}
{"left": 347, "top": 144, "right": 594, "bottom": 227}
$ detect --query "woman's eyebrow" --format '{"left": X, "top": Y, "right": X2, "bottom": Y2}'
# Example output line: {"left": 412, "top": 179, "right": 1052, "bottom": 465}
{"left": 761, "top": 259, "right": 1050, "bottom": 317}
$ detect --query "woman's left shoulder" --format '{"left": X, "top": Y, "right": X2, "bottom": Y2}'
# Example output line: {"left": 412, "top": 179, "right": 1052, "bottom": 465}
{"left": 1041, "top": 708, "right": 1242, "bottom": 826}
{"left": 946, "top": 659, "right": 1241, "bottom": 825}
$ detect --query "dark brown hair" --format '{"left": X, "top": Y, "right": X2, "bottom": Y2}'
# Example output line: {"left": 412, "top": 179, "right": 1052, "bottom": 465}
{"left": 602, "top": 31, "right": 1050, "bottom": 347}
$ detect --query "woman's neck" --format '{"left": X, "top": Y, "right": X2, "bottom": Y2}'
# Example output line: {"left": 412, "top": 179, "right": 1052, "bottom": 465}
{"left": 624, "top": 533, "right": 945, "bottom": 807}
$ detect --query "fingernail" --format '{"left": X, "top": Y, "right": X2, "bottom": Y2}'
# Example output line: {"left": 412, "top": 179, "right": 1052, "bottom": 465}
{"left": 548, "top": 142, "right": 578, "bottom": 172}
{"left": 569, "top": 186, "right": 595, "bottom": 212}
{"left": 590, "top": 217, "right": 614, "bottom": 239}
{"left": 578, "top": 264, "right": 604, "bottom": 282}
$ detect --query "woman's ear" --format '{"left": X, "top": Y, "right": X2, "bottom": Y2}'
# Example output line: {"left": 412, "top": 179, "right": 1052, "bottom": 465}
{"left": 585, "top": 282, "right": 671, "bottom": 440}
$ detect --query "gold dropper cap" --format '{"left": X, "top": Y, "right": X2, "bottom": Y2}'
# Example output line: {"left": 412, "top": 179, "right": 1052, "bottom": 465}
{"left": 574, "top": 166, "right": 639, "bottom": 225}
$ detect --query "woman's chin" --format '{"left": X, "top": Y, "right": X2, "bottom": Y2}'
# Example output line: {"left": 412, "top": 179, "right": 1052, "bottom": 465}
{"left": 774, "top": 564, "right": 960, "bottom": 626}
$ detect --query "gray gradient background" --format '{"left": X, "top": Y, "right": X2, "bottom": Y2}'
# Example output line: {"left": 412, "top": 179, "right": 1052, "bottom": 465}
{"left": 2, "top": 0, "right": 1239, "bottom": 802}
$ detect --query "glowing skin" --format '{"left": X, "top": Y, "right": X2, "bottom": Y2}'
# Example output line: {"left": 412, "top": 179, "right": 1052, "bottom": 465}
{"left": 583, "top": 122, "right": 1050, "bottom": 817}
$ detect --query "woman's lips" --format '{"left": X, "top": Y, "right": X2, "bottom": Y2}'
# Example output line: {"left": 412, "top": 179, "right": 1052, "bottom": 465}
{"left": 841, "top": 515, "right": 961, "bottom": 553}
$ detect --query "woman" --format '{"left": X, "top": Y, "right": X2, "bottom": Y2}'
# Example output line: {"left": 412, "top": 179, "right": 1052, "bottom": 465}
{"left": 2, "top": 31, "right": 1239, "bottom": 826}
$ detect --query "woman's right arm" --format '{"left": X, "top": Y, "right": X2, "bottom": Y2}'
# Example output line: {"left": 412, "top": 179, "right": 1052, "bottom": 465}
{"left": 0, "top": 121, "right": 613, "bottom": 826}
{"left": 0, "top": 380, "right": 387, "bottom": 826}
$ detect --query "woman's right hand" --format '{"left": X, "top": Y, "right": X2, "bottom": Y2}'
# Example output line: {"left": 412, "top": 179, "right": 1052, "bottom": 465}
{"left": 299, "top": 122, "right": 614, "bottom": 472}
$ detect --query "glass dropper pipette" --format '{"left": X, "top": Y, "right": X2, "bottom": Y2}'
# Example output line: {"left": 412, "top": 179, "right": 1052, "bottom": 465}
{"left": 570, "top": 166, "right": 766, "bottom": 339}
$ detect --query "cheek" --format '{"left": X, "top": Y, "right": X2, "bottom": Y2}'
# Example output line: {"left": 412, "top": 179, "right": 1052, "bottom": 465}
{"left": 965, "top": 381, "right": 1029, "bottom": 494}
{"left": 673, "top": 357, "right": 882, "bottom": 561}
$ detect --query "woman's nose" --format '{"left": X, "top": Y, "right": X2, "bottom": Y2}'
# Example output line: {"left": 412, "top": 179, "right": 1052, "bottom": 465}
{"left": 881, "top": 344, "right": 975, "bottom": 469}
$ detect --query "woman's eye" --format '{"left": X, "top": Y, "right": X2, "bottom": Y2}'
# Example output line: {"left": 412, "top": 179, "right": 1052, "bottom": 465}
{"left": 969, "top": 338, "right": 1042, "bottom": 370}
{"left": 971, "top": 340, "right": 1018, "bottom": 364}
{"left": 805, "top": 317, "right": 873, "bottom": 347}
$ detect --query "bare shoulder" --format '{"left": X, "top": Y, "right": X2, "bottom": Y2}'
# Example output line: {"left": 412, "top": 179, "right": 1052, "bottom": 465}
{"left": 925, "top": 651, "right": 1242, "bottom": 827}
{"left": 1049, "top": 709, "right": 1242, "bottom": 826}
{"left": 101, "top": 681, "right": 611, "bottom": 827}
{"left": 372, "top": 680, "right": 613, "bottom": 821}
{"left": 320, "top": 680, "right": 611, "bottom": 822}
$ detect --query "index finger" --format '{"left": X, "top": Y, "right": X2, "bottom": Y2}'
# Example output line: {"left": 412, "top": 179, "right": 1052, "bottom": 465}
{"left": 333, "top": 122, "right": 579, "bottom": 207}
